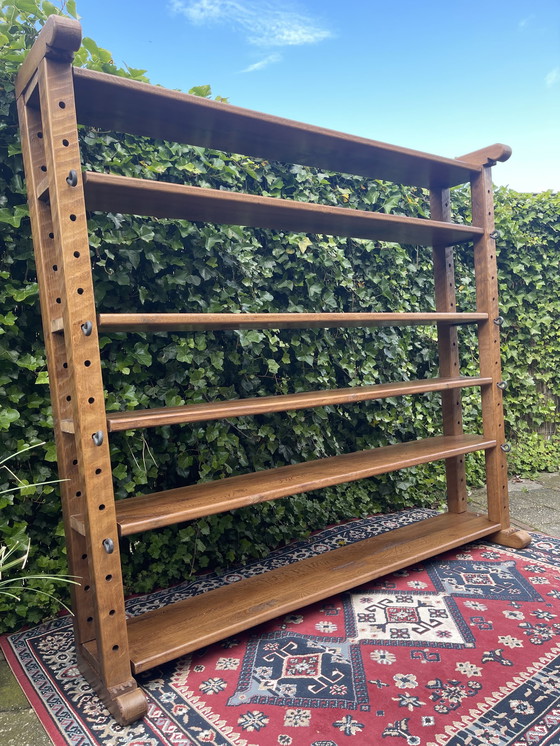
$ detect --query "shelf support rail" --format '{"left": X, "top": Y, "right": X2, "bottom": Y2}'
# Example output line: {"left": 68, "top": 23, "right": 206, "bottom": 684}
{"left": 15, "top": 16, "right": 148, "bottom": 723}
{"left": 470, "top": 165, "right": 531, "bottom": 549}
{"left": 430, "top": 186, "right": 468, "bottom": 513}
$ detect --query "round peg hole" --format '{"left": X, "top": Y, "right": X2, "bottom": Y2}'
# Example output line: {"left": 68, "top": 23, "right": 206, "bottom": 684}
{"left": 58, "top": 101, "right": 66, "bottom": 108}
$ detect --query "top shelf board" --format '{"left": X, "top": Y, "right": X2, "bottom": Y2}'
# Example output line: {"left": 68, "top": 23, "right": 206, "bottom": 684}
{"left": 68, "top": 68, "right": 481, "bottom": 190}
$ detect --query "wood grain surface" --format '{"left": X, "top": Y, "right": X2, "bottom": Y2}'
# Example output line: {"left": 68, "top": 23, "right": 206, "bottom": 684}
{"left": 106, "top": 434, "right": 495, "bottom": 535}
{"left": 83, "top": 171, "right": 483, "bottom": 246}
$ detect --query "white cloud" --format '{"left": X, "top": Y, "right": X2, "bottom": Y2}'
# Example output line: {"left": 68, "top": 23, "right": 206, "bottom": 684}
{"left": 545, "top": 67, "right": 560, "bottom": 87}
{"left": 241, "top": 53, "right": 282, "bottom": 73}
{"left": 170, "top": 0, "right": 333, "bottom": 47}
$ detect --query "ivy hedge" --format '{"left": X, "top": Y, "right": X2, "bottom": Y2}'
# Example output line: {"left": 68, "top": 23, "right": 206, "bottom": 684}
{"left": 0, "top": 1, "right": 559, "bottom": 633}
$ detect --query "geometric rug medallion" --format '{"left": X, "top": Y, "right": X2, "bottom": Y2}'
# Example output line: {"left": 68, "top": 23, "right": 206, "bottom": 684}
{"left": 3, "top": 508, "right": 560, "bottom": 746}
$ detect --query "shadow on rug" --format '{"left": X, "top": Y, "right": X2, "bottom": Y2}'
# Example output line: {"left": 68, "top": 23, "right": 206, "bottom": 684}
{"left": 2, "top": 509, "right": 560, "bottom": 746}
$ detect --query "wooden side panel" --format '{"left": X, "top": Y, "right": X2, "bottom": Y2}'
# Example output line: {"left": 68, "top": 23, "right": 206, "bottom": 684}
{"left": 431, "top": 188, "right": 467, "bottom": 512}
{"left": 471, "top": 167, "right": 509, "bottom": 526}
{"left": 16, "top": 91, "right": 94, "bottom": 646}
{"left": 36, "top": 56, "right": 134, "bottom": 694}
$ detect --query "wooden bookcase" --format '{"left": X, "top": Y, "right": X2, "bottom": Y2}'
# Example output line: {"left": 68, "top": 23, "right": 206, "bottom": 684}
{"left": 16, "top": 16, "right": 531, "bottom": 724}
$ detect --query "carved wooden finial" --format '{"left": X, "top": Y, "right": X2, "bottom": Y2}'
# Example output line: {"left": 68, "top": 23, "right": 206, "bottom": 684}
{"left": 456, "top": 143, "right": 512, "bottom": 167}
{"left": 15, "top": 15, "right": 82, "bottom": 98}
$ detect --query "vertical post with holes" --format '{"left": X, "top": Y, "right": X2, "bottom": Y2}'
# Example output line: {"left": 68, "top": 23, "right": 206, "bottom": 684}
{"left": 470, "top": 163, "right": 531, "bottom": 548}
{"left": 15, "top": 17, "right": 147, "bottom": 723}
{"left": 430, "top": 187, "right": 467, "bottom": 513}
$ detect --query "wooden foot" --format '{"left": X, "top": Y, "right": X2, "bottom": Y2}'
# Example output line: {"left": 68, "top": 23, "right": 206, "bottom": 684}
{"left": 77, "top": 652, "right": 148, "bottom": 725}
{"left": 106, "top": 686, "right": 149, "bottom": 725}
{"left": 488, "top": 527, "right": 532, "bottom": 549}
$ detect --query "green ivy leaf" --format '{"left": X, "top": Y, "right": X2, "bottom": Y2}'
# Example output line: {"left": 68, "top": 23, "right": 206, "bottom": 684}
{"left": 0, "top": 408, "right": 20, "bottom": 429}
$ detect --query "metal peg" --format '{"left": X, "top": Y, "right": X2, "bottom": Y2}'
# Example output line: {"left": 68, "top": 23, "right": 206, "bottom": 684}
{"left": 493, "top": 316, "right": 504, "bottom": 326}
{"left": 497, "top": 381, "right": 508, "bottom": 390}
{"left": 92, "top": 430, "right": 104, "bottom": 446}
{"left": 81, "top": 320, "right": 93, "bottom": 336}
{"left": 490, "top": 230, "right": 500, "bottom": 240}
{"left": 66, "top": 169, "right": 78, "bottom": 187}
{"left": 500, "top": 443, "right": 512, "bottom": 453}
{"left": 103, "top": 538, "right": 114, "bottom": 554}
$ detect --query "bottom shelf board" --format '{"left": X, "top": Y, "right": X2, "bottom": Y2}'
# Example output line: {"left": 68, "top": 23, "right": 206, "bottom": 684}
{"left": 84, "top": 511, "right": 500, "bottom": 674}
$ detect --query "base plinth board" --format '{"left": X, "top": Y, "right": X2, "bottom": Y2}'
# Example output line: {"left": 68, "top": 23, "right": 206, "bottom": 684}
{"left": 2, "top": 509, "right": 560, "bottom": 746}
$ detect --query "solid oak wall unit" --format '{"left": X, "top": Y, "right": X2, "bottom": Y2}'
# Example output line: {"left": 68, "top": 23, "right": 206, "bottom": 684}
{"left": 16, "top": 15, "right": 531, "bottom": 724}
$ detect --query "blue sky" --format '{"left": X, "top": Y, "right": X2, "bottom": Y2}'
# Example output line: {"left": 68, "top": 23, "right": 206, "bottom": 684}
{"left": 75, "top": 0, "right": 559, "bottom": 193}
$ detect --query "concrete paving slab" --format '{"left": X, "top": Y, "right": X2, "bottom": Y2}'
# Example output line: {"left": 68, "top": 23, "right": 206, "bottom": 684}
{"left": 533, "top": 472, "right": 560, "bottom": 489}
{"left": 511, "top": 489, "right": 560, "bottom": 511}
{"left": 468, "top": 475, "right": 560, "bottom": 537}
{"left": 0, "top": 659, "right": 29, "bottom": 711}
{"left": 508, "top": 479, "right": 545, "bottom": 492}
{"left": 0, "top": 710, "right": 51, "bottom": 746}
{"left": 1, "top": 647, "right": 52, "bottom": 744}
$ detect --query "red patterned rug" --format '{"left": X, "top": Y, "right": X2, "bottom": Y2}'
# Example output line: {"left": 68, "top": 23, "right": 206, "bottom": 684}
{"left": 2, "top": 509, "right": 560, "bottom": 746}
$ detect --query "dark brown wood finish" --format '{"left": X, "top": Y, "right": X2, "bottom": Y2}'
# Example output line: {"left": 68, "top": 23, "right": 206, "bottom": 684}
{"left": 95, "top": 311, "right": 488, "bottom": 332}
{"left": 17, "top": 14, "right": 528, "bottom": 726}
{"left": 82, "top": 172, "right": 482, "bottom": 245}
{"left": 471, "top": 166, "right": 530, "bottom": 548}
{"left": 16, "top": 17, "right": 148, "bottom": 723}
{"left": 15, "top": 15, "right": 81, "bottom": 98}
{"left": 67, "top": 68, "right": 483, "bottom": 189}
{"left": 70, "top": 434, "right": 494, "bottom": 537}
{"left": 431, "top": 187, "right": 468, "bottom": 512}
{"left": 103, "top": 376, "right": 491, "bottom": 431}
{"left": 36, "top": 55, "right": 135, "bottom": 695}
{"left": 16, "top": 77, "right": 95, "bottom": 652}
{"left": 458, "top": 144, "right": 513, "bottom": 167}
{"left": 85, "top": 511, "right": 500, "bottom": 673}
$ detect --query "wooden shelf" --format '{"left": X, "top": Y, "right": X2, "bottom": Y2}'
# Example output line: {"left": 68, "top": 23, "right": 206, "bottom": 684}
{"left": 83, "top": 172, "right": 482, "bottom": 246}
{"left": 68, "top": 68, "right": 483, "bottom": 190}
{"left": 70, "top": 434, "right": 495, "bottom": 537}
{"left": 96, "top": 311, "right": 488, "bottom": 332}
{"left": 106, "top": 376, "right": 491, "bottom": 432}
{"left": 81, "top": 511, "right": 501, "bottom": 674}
